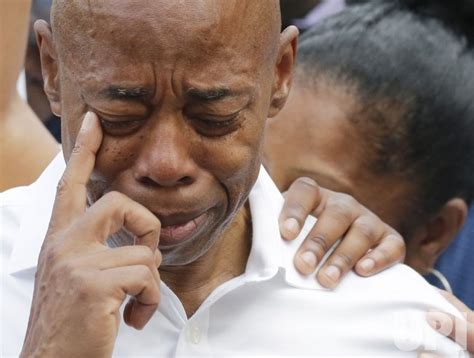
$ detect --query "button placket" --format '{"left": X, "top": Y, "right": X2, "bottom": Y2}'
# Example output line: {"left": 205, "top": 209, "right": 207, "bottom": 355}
{"left": 189, "top": 324, "right": 201, "bottom": 344}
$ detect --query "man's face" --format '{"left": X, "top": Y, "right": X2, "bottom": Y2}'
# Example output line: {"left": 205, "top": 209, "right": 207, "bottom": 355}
{"left": 39, "top": 0, "right": 294, "bottom": 265}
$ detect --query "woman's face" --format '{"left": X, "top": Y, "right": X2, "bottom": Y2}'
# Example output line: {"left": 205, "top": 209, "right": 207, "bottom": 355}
{"left": 264, "top": 81, "right": 416, "bottom": 233}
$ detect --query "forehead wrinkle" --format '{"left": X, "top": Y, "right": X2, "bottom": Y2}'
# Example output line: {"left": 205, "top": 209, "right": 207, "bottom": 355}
{"left": 51, "top": 0, "right": 281, "bottom": 59}
{"left": 51, "top": 0, "right": 281, "bottom": 106}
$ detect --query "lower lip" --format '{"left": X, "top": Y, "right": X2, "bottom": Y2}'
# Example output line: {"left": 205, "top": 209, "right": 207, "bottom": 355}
{"left": 159, "top": 212, "right": 208, "bottom": 246}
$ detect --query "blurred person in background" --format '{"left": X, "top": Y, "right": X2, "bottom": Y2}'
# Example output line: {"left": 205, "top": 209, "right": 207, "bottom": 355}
{"left": 280, "top": 0, "right": 345, "bottom": 31}
{"left": 265, "top": 0, "right": 474, "bottom": 351}
{"left": 0, "top": 0, "right": 58, "bottom": 191}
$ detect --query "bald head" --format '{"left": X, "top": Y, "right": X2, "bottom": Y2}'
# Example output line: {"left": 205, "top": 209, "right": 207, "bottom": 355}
{"left": 50, "top": 0, "right": 281, "bottom": 61}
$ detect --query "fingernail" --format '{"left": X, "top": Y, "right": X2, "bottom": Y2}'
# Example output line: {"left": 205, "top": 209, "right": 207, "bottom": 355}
{"left": 300, "top": 251, "right": 317, "bottom": 268}
{"left": 282, "top": 218, "right": 300, "bottom": 237}
{"left": 82, "top": 112, "right": 94, "bottom": 130}
{"left": 359, "top": 258, "right": 375, "bottom": 273}
{"left": 324, "top": 265, "right": 341, "bottom": 282}
{"left": 426, "top": 311, "right": 443, "bottom": 331}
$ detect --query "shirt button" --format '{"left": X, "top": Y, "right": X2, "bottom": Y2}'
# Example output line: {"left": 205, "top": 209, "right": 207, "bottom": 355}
{"left": 189, "top": 325, "right": 201, "bottom": 344}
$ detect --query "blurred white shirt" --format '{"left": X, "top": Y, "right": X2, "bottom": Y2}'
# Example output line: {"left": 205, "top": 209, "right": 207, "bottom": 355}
{"left": 16, "top": 71, "right": 27, "bottom": 101}
{"left": 0, "top": 153, "right": 469, "bottom": 357}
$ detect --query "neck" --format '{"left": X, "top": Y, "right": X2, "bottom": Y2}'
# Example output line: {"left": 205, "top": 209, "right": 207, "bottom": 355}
{"left": 159, "top": 203, "right": 252, "bottom": 317}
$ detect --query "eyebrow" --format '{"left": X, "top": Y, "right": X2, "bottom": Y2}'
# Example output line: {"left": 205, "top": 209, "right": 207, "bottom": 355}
{"left": 186, "top": 87, "right": 240, "bottom": 101}
{"left": 99, "top": 86, "right": 152, "bottom": 100}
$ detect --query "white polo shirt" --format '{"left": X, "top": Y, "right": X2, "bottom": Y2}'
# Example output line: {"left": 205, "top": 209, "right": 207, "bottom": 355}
{"left": 0, "top": 154, "right": 469, "bottom": 357}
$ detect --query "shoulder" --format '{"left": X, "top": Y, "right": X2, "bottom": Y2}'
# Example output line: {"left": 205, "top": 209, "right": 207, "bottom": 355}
{"left": 278, "top": 218, "right": 468, "bottom": 355}
{"left": 283, "top": 215, "right": 463, "bottom": 317}
{"left": 339, "top": 264, "right": 460, "bottom": 313}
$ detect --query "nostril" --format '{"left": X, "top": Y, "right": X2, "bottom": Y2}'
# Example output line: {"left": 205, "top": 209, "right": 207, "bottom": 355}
{"left": 136, "top": 175, "right": 194, "bottom": 188}
{"left": 178, "top": 176, "right": 193, "bottom": 185}
{"left": 137, "top": 176, "right": 157, "bottom": 187}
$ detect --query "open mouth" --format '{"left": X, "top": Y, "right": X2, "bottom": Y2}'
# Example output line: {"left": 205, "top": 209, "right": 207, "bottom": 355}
{"left": 158, "top": 211, "right": 208, "bottom": 246}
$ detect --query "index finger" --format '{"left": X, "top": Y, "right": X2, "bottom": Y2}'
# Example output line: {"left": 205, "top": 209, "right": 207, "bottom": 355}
{"left": 279, "top": 177, "right": 322, "bottom": 240}
{"left": 49, "top": 112, "right": 103, "bottom": 232}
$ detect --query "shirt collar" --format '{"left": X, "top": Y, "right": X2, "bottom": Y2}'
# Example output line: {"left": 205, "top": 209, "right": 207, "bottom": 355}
{"left": 8, "top": 155, "right": 327, "bottom": 290}
{"left": 247, "top": 167, "right": 328, "bottom": 290}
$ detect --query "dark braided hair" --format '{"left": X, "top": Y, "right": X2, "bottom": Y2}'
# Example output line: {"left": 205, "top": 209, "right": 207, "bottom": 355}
{"left": 296, "top": 0, "right": 474, "bottom": 231}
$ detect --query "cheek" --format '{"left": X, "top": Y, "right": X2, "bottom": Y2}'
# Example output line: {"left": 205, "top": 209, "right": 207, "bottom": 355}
{"left": 197, "top": 116, "right": 265, "bottom": 199}
{"left": 98, "top": 136, "right": 140, "bottom": 169}
{"left": 88, "top": 136, "right": 141, "bottom": 199}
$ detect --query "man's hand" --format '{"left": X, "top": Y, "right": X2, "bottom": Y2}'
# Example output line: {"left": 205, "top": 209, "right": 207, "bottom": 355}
{"left": 279, "top": 177, "right": 405, "bottom": 289}
{"left": 21, "top": 112, "right": 162, "bottom": 357}
{"left": 422, "top": 289, "right": 473, "bottom": 355}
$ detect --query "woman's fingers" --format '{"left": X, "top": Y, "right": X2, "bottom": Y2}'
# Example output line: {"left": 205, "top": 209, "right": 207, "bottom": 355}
{"left": 355, "top": 233, "right": 406, "bottom": 276}
{"left": 293, "top": 196, "right": 359, "bottom": 276}
{"left": 282, "top": 179, "right": 406, "bottom": 287}
{"left": 314, "top": 214, "right": 385, "bottom": 288}
{"left": 279, "top": 177, "right": 322, "bottom": 240}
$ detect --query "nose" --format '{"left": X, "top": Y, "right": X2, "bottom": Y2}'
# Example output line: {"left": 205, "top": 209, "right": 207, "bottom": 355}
{"left": 133, "top": 115, "right": 197, "bottom": 188}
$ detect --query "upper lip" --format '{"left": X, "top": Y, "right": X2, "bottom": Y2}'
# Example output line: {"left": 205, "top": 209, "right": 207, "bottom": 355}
{"left": 152, "top": 210, "right": 207, "bottom": 227}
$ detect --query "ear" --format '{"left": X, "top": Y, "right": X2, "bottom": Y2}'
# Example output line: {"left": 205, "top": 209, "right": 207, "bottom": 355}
{"left": 405, "top": 198, "right": 468, "bottom": 274}
{"left": 34, "top": 19, "right": 61, "bottom": 117}
{"left": 268, "top": 25, "right": 299, "bottom": 118}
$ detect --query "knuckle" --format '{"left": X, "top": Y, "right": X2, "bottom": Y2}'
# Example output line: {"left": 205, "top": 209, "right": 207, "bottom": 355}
{"left": 374, "top": 247, "right": 391, "bottom": 265}
{"left": 295, "top": 177, "right": 319, "bottom": 190}
{"left": 42, "top": 244, "right": 63, "bottom": 265}
{"left": 390, "top": 232, "right": 406, "bottom": 246}
{"left": 55, "top": 260, "right": 77, "bottom": 276}
{"left": 306, "top": 235, "right": 329, "bottom": 254}
{"left": 71, "top": 140, "right": 94, "bottom": 158}
{"left": 136, "top": 265, "right": 153, "bottom": 284}
{"left": 56, "top": 175, "right": 72, "bottom": 196}
{"left": 72, "top": 272, "right": 95, "bottom": 298}
{"left": 286, "top": 201, "right": 309, "bottom": 219}
{"left": 103, "top": 190, "right": 125, "bottom": 203}
{"left": 392, "top": 234, "right": 406, "bottom": 252}
{"left": 71, "top": 143, "right": 82, "bottom": 155}
{"left": 54, "top": 262, "right": 94, "bottom": 297}
{"left": 332, "top": 252, "right": 354, "bottom": 269}
{"left": 326, "top": 199, "right": 355, "bottom": 222}
{"left": 338, "top": 193, "right": 359, "bottom": 209}
{"left": 149, "top": 217, "right": 161, "bottom": 232}
{"left": 155, "top": 250, "right": 162, "bottom": 266}
{"left": 352, "top": 217, "right": 378, "bottom": 243}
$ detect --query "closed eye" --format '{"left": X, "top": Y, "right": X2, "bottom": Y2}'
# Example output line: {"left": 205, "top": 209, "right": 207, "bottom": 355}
{"left": 191, "top": 113, "right": 241, "bottom": 137}
{"left": 99, "top": 117, "right": 145, "bottom": 136}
